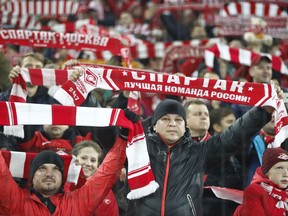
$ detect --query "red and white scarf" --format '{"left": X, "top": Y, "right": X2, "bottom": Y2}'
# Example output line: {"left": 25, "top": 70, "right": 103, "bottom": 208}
{"left": 0, "top": 29, "right": 220, "bottom": 60}
{"left": 4, "top": 66, "right": 287, "bottom": 199}
{"left": 0, "top": 29, "right": 123, "bottom": 56}
{"left": 8, "top": 66, "right": 287, "bottom": 144}
{"left": 0, "top": 0, "right": 79, "bottom": 29}
{"left": 0, "top": 103, "right": 159, "bottom": 199}
{"left": 1, "top": 150, "right": 81, "bottom": 184}
{"left": 205, "top": 43, "right": 288, "bottom": 76}
{"left": 260, "top": 182, "right": 288, "bottom": 211}
{"left": 219, "top": 2, "right": 287, "bottom": 17}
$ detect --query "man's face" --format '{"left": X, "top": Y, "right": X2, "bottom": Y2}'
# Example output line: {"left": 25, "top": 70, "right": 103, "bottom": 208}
{"left": 76, "top": 147, "right": 99, "bottom": 178}
{"left": 43, "top": 125, "right": 69, "bottom": 139}
{"left": 21, "top": 56, "right": 44, "bottom": 96}
{"left": 186, "top": 104, "right": 210, "bottom": 136}
{"left": 266, "top": 161, "right": 288, "bottom": 189}
{"left": 153, "top": 114, "right": 186, "bottom": 145}
{"left": 249, "top": 60, "right": 272, "bottom": 83}
{"left": 218, "top": 113, "right": 236, "bottom": 133}
{"left": 119, "top": 12, "right": 133, "bottom": 26}
{"left": 32, "top": 163, "right": 62, "bottom": 197}
{"left": 21, "top": 56, "right": 44, "bottom": 69}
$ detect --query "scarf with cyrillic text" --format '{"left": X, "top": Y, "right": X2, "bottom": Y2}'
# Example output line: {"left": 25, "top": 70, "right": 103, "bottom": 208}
{"left": 7, "top": 66, "right": 288, "bottom": 148}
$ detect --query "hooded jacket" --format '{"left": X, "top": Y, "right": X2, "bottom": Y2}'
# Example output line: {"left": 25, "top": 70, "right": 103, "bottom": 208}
{"left": 233, "top": 167, "right": 288, "bottom": 216}
{"left": 0, "top": 137, "right": 126, "bottom": 216}
{"left": 127, "top": 107, "right": 271, "bottom": 216}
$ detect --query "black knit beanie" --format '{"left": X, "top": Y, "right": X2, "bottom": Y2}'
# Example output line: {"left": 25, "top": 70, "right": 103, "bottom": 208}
{"left": 152, "top": 99, "right": 186, "bottom": 125}
{"left": 30, "top": 150, "right": 64, "bottom": 179}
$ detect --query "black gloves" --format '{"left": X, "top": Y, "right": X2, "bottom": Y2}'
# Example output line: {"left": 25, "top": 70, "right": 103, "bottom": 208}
{"left": 119, "top": 108, "right": 140, "bottom": 140}
{"left": 124, "top": 108, "right": 140, "bottom": 123}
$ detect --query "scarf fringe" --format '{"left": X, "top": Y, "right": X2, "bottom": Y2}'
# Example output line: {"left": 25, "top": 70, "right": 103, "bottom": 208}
{"left": 126, "top": 181, "right": 159, "bottom": 200}
{"left": 4, "top": 125, "right": 24, "bottom": 138}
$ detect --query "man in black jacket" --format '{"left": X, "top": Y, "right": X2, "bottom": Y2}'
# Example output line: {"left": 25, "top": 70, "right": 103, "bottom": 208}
{"left": 126, "top": 86, "right": 282, "bottom": 216}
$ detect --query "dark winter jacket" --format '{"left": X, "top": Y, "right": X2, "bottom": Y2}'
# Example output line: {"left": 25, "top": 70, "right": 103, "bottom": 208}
{"left": 127, "top": 107, "right": 271, "bottom": 216}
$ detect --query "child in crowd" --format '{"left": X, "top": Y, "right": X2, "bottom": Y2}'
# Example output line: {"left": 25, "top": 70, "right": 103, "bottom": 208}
{"left": 234, "top": 148, "right": 288, "bottom": 216}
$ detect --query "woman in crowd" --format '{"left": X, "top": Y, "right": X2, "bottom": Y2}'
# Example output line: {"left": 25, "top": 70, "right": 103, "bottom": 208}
{"left": 70, "top": 140, "right": 119, "bottom": 216}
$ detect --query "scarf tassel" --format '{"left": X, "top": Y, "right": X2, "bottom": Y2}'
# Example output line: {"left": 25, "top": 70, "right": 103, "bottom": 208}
{"left": 127, "top": 181, "right": 159, "bottom": 200}
{"left": 4, "top": 125, "right": 24, "bottom": 138}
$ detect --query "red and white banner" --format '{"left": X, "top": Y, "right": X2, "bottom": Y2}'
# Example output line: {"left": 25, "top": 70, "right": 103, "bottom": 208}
{"left": 219, "top": 2, "right": 287, "bottom": 17}
{"left": 0, "top": 104, "right": 159, "bottom": 199}
{"left": 43, "top": 19, "right": 96, "bottom": 33}
{"left": 161, "top": 45, "right": 205, "bottom": 73}
{"left": 130, "top": 38, "right": 220, "bottom": 59}
{"left": 211, "top": 16, "right": 288, "bottom": 28}
{"left": 0, "top": 29, "right": 123, "bottom": 56}
{"left": 10, "top": 66, "right": 276, "bottom": 108}
{"left": 1, "top": 0, "right": 79, "bottom": 16}
{"left": 205, "top": 43, "right": 288, "bottom": 76}
{"left": 0, "top": 28, "right": 220, "bottom": 60}
{"left": 157, "top": 2, "right": 222, "bottom": 12}
{"left": 49, "top": 67, "right": 275, "bottom": 108}
{"left": 1, "top": 150, "right": 81, "bottom": 184}
{"left": 0, "top": 0, "right": 79, "bottom": 29}
{"left": 274, "top": 99, "right": 288, "bottom": 148}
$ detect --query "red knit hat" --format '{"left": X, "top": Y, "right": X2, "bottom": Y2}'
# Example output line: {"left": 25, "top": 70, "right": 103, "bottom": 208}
{"left": 261, "top": 148, "right": 288, "bottom": 174}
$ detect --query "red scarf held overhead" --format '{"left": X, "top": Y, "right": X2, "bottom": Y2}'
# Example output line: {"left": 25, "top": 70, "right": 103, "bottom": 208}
{"left": 205, "top": 43, "right": 288, "bottom": 76}
{"left": 0, "top": 103, "right": 159, "bottom": 200}
{"left": 0, "top": 150, "right": 81, "bottom": 184}
{"left": 2, "top": 65, "right": 288, "bottom": 201}
{"left": 7, "top": 66, "right": 287, "bottom": 148}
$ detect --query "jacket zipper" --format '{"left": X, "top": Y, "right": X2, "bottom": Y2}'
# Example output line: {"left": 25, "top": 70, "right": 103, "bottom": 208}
{"left": 161, "top": 146, "right": 171, "bottom": 216}
{"left": 187, "top": 194, "right": 197, "bottom": 216}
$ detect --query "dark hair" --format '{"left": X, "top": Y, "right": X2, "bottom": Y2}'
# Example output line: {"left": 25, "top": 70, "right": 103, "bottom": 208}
{"left": 209, "top": 107, "right": 235, "bottom": 135}
{"left": 0, "top": 51, "right": 12, "bottom": 91}
{"left": 0, "top": 132, "right": 16, "bottom": 150}
{"left": 18, "top": 52, "right": 45, "bottom": 67}
{"left": 71, "top": 140, "right": 104, "bottom": 165}
{"left": 184, "top": 99, "right": 206, "bottom": 112}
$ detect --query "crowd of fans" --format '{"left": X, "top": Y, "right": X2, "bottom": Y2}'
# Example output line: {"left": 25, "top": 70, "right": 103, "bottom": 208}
{"left": 1, "top": 0, "right": 288, "bottom": 215}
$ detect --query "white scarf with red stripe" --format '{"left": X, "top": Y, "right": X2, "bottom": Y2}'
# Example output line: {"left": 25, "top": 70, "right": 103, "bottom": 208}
{"left": 219, "top": 2, "right": 287, "bottom": 17}
{"left": 1, "top": 150, "right": 81, "bottom": 184}
{"left": 0, "top": 0, "right": 79, "bottom": 29}
{"left": 0, "top": 102, "right": 159, "bottom": 199}
{"left": 205, "top": 43, "right": 288, "bottom": 76}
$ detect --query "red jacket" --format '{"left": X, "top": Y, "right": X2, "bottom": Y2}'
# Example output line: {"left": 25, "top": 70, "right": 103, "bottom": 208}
{"left": 0, "top": 137, "right": 126, "bottom": 216}
{"left": 18, "top": 131, "right": 92, "bottom": 153}
{"left": 234, "top": 167, "right": 288, "bottom": 216}
{"left": 64, "top": 176, "right": 119, "bottom": 216}
{"left": 94, "top": 190, "right": 119, "bottom": 216}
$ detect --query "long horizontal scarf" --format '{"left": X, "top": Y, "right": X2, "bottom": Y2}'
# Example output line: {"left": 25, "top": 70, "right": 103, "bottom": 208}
{"left": 205, "top": 43, "right": 288, "bottom": 76}
{"left": 0, "top": 0, "right": 79, "bottom": 29}
{"left": 1, "top": 150, "right": 81, "bottom": 184}
{"left": 8, "top": 66, "right": 287, "bottom": 146}
{"left": 219, "top": 2, "right": 287, "bottom": 17}
{"left": 0, "top": 28, "right": 219, "bottom": 59}
{"left": 0, "top": 103, "right": 159, "bottom": 200}
{"left": 3, "top": 65, "right": 287, "bottom": 199}
{"left": 0, "top": 29, "right": 123, "bottom": 56}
